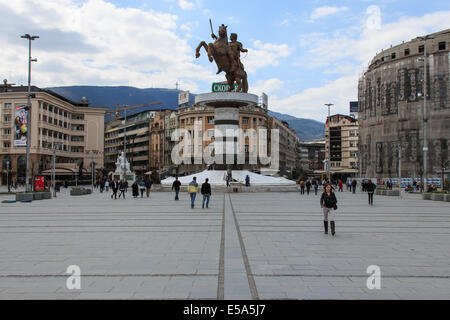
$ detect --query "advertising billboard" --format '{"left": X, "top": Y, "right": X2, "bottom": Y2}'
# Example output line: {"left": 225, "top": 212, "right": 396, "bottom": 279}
{"left": 14, "top": 104, "right": 28, "bottom": 147}
{"left": 178, "top": 91, "right": 189, "bottom": 106}
{"left": 349, "top": 101, "right": 358, "bottom": 113}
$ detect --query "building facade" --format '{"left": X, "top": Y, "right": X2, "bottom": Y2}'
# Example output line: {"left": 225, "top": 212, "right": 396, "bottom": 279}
{"left": 299, "top": 139, "right": 326, "bottom": 174}
{"left": 325, "top": 114, "right": 359, "bottom": 178}
{"left": 0, "top": 85, "right": 106, "bottom": 186}
{"left": 358, "top": 29, "right": 449, "bottom": 179}
{"left": 267, "top": 117, "right": 300, "bottom": 177}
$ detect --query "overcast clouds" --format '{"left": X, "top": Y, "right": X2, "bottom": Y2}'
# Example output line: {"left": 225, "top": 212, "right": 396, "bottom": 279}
{"left": 1, "top": 0, "right": 449, "bottom": 121}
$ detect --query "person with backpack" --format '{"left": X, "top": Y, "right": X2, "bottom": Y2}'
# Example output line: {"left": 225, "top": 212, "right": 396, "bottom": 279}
{"left": 320, "top": 184, "right": 338, "bottom": 236}
{"left": 299, "top": 179, "right": 305, "bottom": 195}
{"left": 172, "top": 177, "right": 181, "bottom": 200}
{"left": 188, "top": 177, "right": 199, "bottom": 209}
{"left": 201, "top": 178, "right": 212, "bottom": 209}
{"left": 139, "top": 179, "right": 146, "bottom": 198}
{"left": 366, "top": 179, "right": 376, "bottom": 206}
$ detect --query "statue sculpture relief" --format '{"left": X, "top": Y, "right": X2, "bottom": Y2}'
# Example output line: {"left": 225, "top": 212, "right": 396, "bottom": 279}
{"left": 196, "top": 21, "right": 249, "bottom": 93}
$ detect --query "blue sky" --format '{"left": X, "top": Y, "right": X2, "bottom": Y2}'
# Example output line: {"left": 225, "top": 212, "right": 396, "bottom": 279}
{"left": 1, "top": 0, "right": 449, "bottom": 121}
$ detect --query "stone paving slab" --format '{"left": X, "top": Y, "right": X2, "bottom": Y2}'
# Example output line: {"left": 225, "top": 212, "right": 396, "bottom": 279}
{"left": 0, "top": 188, "right": 449, "bottom": 299}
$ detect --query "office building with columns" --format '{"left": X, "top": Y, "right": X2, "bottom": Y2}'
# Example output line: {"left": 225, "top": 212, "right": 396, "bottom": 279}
{"left": 0, "top": 85, "right": 106, "bottom": 186}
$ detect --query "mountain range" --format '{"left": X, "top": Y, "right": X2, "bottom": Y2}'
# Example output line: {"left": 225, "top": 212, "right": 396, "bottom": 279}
{"left": 45, "top": 86, "right": 324, "bottom": 142}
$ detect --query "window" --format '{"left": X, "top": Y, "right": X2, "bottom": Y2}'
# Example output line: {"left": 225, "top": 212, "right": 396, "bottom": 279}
{"left": 391, "top": 52, "right": 396, "bottom": 59}
{"left": 4, "top": 129, "right": 11, "bottom": 134}
{"left": 439, "top": 42, "right": 446, "bottom": 50}
{"left": 4, "top": 103, "right": 12, "bottom": 109}
{"left": 4, "top": 115, "right": 11, "bottom": 122}
{"left": 3, "top": 142, "right": 10, "bottom": 148}
{"left": 404, "top": 48, "right": 410, "bottom": 56}
{"left": 242, "top": 117, "right": 249, "bottom": 125}
{"left": 419, "top": 45, "right": 424, "bottom": 53}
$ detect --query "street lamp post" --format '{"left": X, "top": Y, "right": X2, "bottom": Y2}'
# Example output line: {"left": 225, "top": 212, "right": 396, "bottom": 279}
{"left": 21, "top": 34, "right": 39, "bottom": 192}
{"left": 325, "top": 103, "right": 334, "bottom": 183}
{"left": 86, "top": 150, "right": 98, "bottom": 192}
{"left": 417, "top": 34, "right": 434, "bottom": 192}
{"left": 6, "top": 160, "right": 10, "bottom": 193}
{"left": 52, "top": 142, "right": 62, "bottom": 197}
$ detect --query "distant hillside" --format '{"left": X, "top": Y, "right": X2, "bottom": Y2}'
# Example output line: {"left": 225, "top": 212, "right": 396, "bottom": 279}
{"left": 45, "top": 85, "right": 324, "bottom": 141}
{"left": 268, "top": 110, "right": 324, "bottom": 142}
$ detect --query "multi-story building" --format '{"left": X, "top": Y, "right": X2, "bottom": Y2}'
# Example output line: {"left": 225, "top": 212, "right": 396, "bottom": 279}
{"left": 149, "top": 110, "right": 172, "bottom": 171}
{"left": 324, "top": 114, "right": 359, "bottom": 179}
{"left": 358, "top": 29, "right": 449, "bottom": 179}
{"left": 104, "top": 110, "right": 154, "bottom": 177}
{"left": 0, "top": 85, "right": 106, "bottom": 186}
{"left": 176, "top": 103, "right": 270, "bottom": 174}
{"left": 299, "top": 139, "right": 326, "bottom": 174}
{"left": 267, "top": 117, "right": 300, "bottom": 177}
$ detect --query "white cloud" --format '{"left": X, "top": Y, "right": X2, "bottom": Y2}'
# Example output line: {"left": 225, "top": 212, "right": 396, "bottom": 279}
{"left": 178, "top": 0, "right": 195, "bottom": 10}
{"left": 245, "top": 40, "right": 293, "bottom": 73}
{"left": 249, "top": 78, "right": 284, "bottom": 96}
{"left": 276, "top": 9, "right": 450, "bottom": 121}
{"left": 310, "top": 6, "right": 348, "bottom": 21}
{"left": 0, "top": 0, "right": 217, "bottom": 93}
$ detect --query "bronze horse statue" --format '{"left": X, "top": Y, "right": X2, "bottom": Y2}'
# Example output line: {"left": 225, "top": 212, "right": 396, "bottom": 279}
{"left": 195, "top": 24, "right": 248, "bottom": 93}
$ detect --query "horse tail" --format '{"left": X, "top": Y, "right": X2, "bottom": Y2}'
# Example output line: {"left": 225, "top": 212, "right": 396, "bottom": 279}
{"left": 243, "top": 72, "right": 248, "bottom": 93}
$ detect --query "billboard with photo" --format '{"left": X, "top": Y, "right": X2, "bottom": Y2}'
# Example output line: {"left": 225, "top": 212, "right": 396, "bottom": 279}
{"left": 14, "top": 104, "right": 28, "bottom": 147}
{"left": 178, "top": 91, "right": 189, "bottom": 106}
{"left": 349, "top": 101, "right": 358, "bottom": 113}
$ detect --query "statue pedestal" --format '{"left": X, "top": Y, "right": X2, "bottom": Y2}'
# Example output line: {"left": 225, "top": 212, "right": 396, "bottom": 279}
{"left": 113, "top": 152, "right": 136, "bottom": 183}
{"left": 195, "top": 92, "right": 259, "bottom": 170}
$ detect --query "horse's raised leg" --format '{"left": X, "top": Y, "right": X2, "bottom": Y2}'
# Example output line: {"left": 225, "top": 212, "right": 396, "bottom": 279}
{"left": 207, "top": 43, "right": 215, "bottom": 63}
{"left": 195, "top": 41, "right": 209, "bottom": 59}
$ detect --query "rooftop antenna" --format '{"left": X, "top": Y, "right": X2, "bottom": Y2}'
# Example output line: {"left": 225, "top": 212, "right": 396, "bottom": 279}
{"left": 175, "top": 81, "right": 179, "bottom": 90}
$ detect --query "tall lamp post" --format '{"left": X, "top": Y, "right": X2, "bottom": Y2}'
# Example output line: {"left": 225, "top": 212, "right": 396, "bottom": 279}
{"left": 6, "top": 160, "right": 10, "bottom": 193}
{"left": 86, "top": 150, "right": 99, "bottom": 192}
{"left": 52, "top": 142, "right": 63, "bottom": 197}
{"left": 21, "top": 34, "right": 39, "bottom": 192}
{"left": 325, "top": 103, "right": 334, "bottom": 183}
{"left": 417, "top": 34, "right": 434, "bottom": 192}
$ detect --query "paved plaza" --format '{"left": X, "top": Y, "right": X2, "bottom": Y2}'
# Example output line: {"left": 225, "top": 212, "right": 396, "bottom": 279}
{"left": 0, "top": 188, "right": 449, "bottom": 300}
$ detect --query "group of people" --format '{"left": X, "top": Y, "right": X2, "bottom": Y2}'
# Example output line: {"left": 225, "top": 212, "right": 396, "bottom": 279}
{"left": 109, "top": 177, "right": 152, "bottom": 199}
{"left": 173, "top": 177, "right": 212, "bottom": 209}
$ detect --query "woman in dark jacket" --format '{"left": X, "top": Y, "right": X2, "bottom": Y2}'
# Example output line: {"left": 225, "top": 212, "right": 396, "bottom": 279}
{"left": 132, "top": 180, "right": 139, "bottom": 198}
{"left": 320, "top": 184, "right": 338, "bottom": 236}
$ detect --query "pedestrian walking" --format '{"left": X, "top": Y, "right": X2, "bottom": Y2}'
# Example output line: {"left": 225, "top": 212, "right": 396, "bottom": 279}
{"left": 299, "top": 179, "right": 305, "bottom": 195}
{"left": 145, "top": 177, "right": 153, "bottom": 198}
{"left": 172, "top": 177, "right": 181, "bottom": 200}
{"left": 105, "top": 179, "right": 110, "bottom": 192}
{"left": 132, "top": 180, "right": 139, "bottom": 198}
{"left": 139, "top": 179, "right": 146, "bottom": 198}
{"left": 201, "top": 178, "right": 212, "bottom": 209}
{"left": 245, "top": 175, "right": 250, "bottom": 187}
{"left": 313, "top": 179, "right": 319, "bottom": 195}
{"left": 118, "top": 180, "right": 126, "bottom": 199}
{"left": 111, "top": 178, "right": 119, "bottom": 199}
{"left": 366, "top": 179, "right": 376, "bottom": 206}
{"left": 352, "top": 179, "right": 357, "bottom": 194}
{"left": 320, "top": 184, "right": 338, "bottom": 236}
{"left": 225, "top": 174, "right": 230, "bottom": 187}
{"left": 338, "top": 180, "right": 343, "bottom": 192}
{"left": 306, "top": 179, "right": 311, "bottom": 195}
{"left": 188, "top": 177, "right": 199, "bottom": 209}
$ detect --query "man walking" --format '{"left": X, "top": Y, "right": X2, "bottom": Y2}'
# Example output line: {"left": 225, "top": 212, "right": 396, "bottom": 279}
{"left": 245, "top": 175, "right": 250, "bottom": 187}
{"left": 352, "top": 179, "right": 357, "bottom": 194}
{"left": 111, "top": 178, "right": 119, "bottom": 199}
{"left": 118, "top": 180, "right": 126, "bottom": 199}
{"left": 306, "top": 179, "right": 311, "bottom": 195}
{"left": 313, "top": 179, "right": 319, "bottom": 195}
{"left": 145, "top": 177, "right": 153, "bottom": 198}
{"left": 201, "top": 178, "right": 212, "bottom": 209}
{"left": 172, "top": 177, "right": 181, "bottom": 200}
{"left": 188, "top": 177, "right": 199, "bottom": 209}
{"left": 299, "top": 179, "right": 305, "bottom": 195}
{"left": 366, "top": 179, "right": 376, "bottom": 206}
